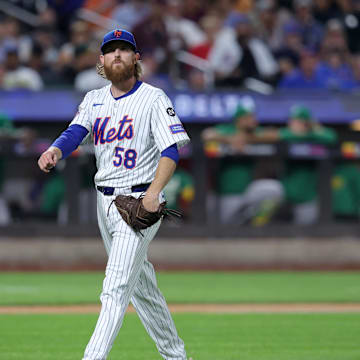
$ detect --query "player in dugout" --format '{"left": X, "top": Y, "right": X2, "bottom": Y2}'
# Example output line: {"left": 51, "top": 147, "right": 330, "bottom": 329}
{"left": 202, "top": 100, "right": 284, "bottom": 225}
{"left": 239, "top": 105, "right": 338, "bottom": 224}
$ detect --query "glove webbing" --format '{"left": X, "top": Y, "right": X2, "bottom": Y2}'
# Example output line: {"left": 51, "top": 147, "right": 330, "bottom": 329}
{"left": 107, "top": 196, "right": 182, "bottom": 234}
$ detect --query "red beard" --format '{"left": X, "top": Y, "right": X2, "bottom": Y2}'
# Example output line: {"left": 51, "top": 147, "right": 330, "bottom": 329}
{"left": 104, "top": 60, "right": 134, "bottom": 83}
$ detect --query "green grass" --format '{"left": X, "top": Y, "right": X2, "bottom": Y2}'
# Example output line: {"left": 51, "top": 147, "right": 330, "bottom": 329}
{"left": 1, "top": 272, "right": 360, "bottom": 359}
{"left": 0, "top": 313, "right": 359, "bottom": 360}
{"left": 0, "top": 271, "right": 360, "bottom": 305}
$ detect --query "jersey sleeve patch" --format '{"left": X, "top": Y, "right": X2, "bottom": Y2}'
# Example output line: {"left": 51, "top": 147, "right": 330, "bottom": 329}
{"left": 169, "top": 124, "right": 185, "bottom": 134}
{"left": 167, "top": 107, "right": 176, "bottom": 116}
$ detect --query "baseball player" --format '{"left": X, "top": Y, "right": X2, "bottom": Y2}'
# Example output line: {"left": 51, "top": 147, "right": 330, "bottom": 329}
{"left": 38, "top": 29, "right": 191, "bottom": 360}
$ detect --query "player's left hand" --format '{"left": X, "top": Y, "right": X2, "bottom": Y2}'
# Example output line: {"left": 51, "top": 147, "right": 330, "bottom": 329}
{"left": 142, "top": 194, "right": 160, "bottom": 212}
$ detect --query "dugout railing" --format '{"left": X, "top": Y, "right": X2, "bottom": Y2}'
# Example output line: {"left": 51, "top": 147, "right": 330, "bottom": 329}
{"left": 1, "top": 133, "right": 360, "bottom": 239}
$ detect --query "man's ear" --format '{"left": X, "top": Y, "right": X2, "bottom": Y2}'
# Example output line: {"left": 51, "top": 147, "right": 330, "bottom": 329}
{"left": 100, "top": 54, "right": 104, "bottom": 65}
{"left": 135, "top": 53, "right": 140, "bottom": 63}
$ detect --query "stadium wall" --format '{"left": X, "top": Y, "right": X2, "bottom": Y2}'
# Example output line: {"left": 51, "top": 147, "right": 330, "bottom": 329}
{"left": 1, "top": 237, "right": 360, "bottom": 271}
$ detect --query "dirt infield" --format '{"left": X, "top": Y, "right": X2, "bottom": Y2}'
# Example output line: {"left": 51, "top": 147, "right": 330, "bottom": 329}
{"left": 1, "top": 303, "right": 360, "bottom": 314}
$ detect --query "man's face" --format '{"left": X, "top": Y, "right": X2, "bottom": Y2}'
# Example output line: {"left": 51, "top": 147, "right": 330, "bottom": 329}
{"left": 296, "top": 4, "right": 312, "bottom": 22}
{"left": 289, "top": 118, "right": 311, "bottom": 134}
{"left": 100, "top": 41, "right": 139, "bottom": 83}
{"left": 300, "top": 54, "right": 317, "bottom": 76}
{"left": 236, "top": 114, "right": 257, "bottom": 131}
{"left": 5, "top": 51, "right": 19, "bottom": 70}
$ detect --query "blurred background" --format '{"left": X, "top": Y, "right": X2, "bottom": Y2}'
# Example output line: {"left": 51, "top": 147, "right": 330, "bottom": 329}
{"left": 1, "top": 0, "right": 360, "bottom": 270}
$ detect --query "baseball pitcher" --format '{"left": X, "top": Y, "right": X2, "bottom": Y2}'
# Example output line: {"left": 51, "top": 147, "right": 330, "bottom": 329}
{"left": 38, "top": 29, "right": 191, "bottom": 360}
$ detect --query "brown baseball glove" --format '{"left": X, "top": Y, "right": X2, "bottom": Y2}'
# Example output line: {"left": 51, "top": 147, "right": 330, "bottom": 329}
{"left": 112, "top": 194, "right": 181, "bottom": 233}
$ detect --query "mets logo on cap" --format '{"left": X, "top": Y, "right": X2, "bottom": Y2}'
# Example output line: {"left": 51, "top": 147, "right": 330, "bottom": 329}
{"left": 114, "top": 30, "right": 122, "bottom": 38}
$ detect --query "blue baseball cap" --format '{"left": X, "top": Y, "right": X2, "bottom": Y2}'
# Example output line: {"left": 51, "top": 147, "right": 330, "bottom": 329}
{"left": 101, "top": 29, "right": 138, "bottom": 54}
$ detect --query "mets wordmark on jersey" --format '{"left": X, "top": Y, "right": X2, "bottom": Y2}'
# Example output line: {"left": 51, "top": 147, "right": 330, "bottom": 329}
{"left": 70, "top": 81, "right": 190, "bottom": 188}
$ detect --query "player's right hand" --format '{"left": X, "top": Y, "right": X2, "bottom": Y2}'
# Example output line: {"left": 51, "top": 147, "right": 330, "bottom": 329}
{"left": 38, "top": 148, "right": 60, "bottom": 173}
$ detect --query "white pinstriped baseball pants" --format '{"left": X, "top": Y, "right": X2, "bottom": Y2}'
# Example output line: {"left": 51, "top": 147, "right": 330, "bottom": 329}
{"left": 82, "top": 190, "right": 187, "bottom": 360}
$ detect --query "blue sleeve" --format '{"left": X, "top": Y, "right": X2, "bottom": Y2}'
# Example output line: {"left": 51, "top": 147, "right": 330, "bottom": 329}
{"left": 52, "top": 124, "right": 89, "bottom": 159}
{"left": 161, "top": 143, "right": 179, "bottom": 164}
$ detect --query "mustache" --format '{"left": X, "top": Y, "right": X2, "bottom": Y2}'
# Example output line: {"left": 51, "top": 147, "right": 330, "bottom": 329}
{"left": 112, "top": 59, "right": 124, "bottom": 65}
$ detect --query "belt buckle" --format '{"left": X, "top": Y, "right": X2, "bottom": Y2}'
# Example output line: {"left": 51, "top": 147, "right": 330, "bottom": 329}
{"left": 97, "top": 186, "right": 114, "bottom": 196}
{"left": 104, "top": 187, "right": 113, "bottom": 195}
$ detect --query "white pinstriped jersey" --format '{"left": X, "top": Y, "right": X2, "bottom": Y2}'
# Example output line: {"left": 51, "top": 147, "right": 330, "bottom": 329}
{"left": 70, "top": 81, "right": 190, "bottom": 188}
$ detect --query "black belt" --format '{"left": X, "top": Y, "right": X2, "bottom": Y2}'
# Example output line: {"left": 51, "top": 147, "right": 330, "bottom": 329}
{"left": 97, "top": 183, "right": 150, "bottom": 196}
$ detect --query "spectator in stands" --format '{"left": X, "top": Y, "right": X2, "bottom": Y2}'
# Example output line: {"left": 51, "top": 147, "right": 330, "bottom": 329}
{"left": 181, "top": 0, "right": 207, "bottom": 22}
{"left": 350, "top": 54, "right": 360, "bottom": 88}
{"left": 140, "top": 51, "right": 172, "bottom": 90}
{"left": 185, "top": 14, "right": 223, "bottom": 89}
{"left": 273, "top": 21, "right": 304, "bottom": 84}
{"left": 317, "top": 48, "right": 356, "bottom": 90}
{"left": 111, "top": 0, "right": 150, "bottom": 31}
{"left": 36, "top": 7, "right": 64, "bottom": 48}
{"left": 278, "top": 49, "right": 325, "bottom": 89}
{"left": 57, "top": 20, "right": 100, "bottom": 88}
{"left": 74, "top": 44, "right": 109, "bottom": 92}
{"left": 46, "top": 0, "right": 86, "bottom": 36}
{"left": 164, "top": 0, "right": 207, "bottom": 52}
{"left": 0, "top": 17, "right": 32, "bottom": 63}
{"left": 186, "top": 14, "right": 222, "bottom": 90}
{"left": 27, "top": 44, "right": 60, "bottom": 86}
{"left": 313, "top": 0, "right": 342, "bottom": 25}
{"left": 189, "top": 14, "right": 222, "bottom": 61}
{"left": 293, "top": 0, "right": 324, "bottom": 51}
{"left": 276, "top": 21, "right": 305, "bottom": 59}
{"left": 0, "top": 19, "right": 7, "bottom": 63}
{"left": 37, "top": 6, "right": 59, "bottom": 29}
{"left": 0, "top": 62, "right": 5, "bottom": 87}
{"left": 210, "top": 12, "right": 279, "bottom": 88}
{"left": 132, "top": 0, "right": 172, "bottom": 72}
{"left": 340, "top": 0, "right": 360, "bottom": 54}
{"left": 186, "top": 68, "right": 208, "bottom": 90}
{"left": 255, "top": 0, "right": 294, "bottom": 51}
{"left": 244, "top": 105, "right": 338, "bottom": 224}
{"left": 320, "top": 18, "right": 349, "bottom": 54}
{"left": 275, "top": 49, "right": 299, "bottom": 85}
{"left": 201, "top": 99, "right": 284, "bottom": 224}
{"left": 57, "top": 20, "right": 93, "bottom": 70}
{"left": 31, "top": 25, "right": 59, "bottom": 66}
{"left": 317, "top": 19, "right": 356, "bottom": 90}
{"left": 2, "top": 46, "right": 44, "bottom": 90}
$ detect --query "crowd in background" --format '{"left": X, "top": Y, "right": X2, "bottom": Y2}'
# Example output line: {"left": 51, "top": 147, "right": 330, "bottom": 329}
{"left": 2, "top": 0, "right": 360, "bottom": 91}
